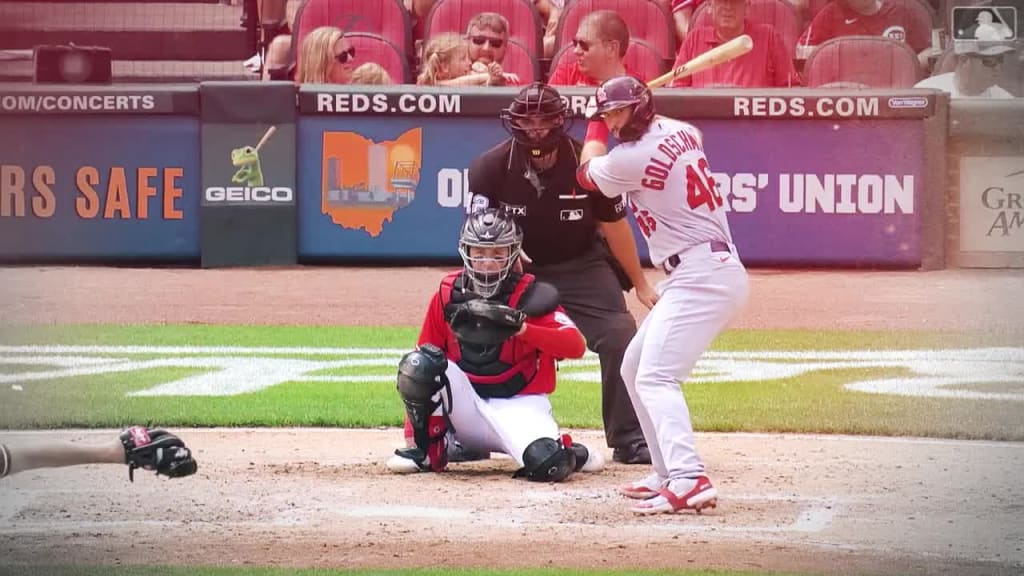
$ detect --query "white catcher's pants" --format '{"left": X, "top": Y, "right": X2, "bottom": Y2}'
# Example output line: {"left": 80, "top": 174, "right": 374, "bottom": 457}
{"left": 620, "top": 242, "right": 749, "bottom": 480}
{"left": 436, "top": 362, "right": 560, "bottom": 467}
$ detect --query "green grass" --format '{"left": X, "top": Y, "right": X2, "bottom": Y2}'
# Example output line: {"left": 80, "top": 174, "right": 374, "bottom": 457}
{"left": 0, "top": 324, "right": 1020, "bottom": 440}
{"left": 0, "top": 568, "right": 814, "bottom": 576}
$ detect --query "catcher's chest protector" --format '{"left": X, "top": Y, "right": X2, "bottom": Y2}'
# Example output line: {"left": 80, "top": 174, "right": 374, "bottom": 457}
{"left": 441, "top": 272, "right": 538, "bottom": 398}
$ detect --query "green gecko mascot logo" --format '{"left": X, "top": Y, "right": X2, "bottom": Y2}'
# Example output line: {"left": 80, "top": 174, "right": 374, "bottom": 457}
{"left": 231, "top": 144, "right": 264, "bottom": 186}
{"left": 205, "top": 126, "right": 294, "bottom": 204}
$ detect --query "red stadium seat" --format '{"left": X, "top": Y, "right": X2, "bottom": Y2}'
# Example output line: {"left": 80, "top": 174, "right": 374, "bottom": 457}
{"left": 501, "top": 39, "right": 540, "bottom": 84}
{"left": 554, "top": 0, "right": 676, "bottom": 60}
{"left": 292, "top": 0, "right": 412, "bottom": 58}
{"left": 423, "top": 0, "right": 544, "bottom": 58}
{"left": 692, "top": 0, "right": 801, "bottom": 57}
{"left": 623, "top": 39, "right": 669, "bottom": 80}
{"left": 548, "top": 39, "right": 667, "bottom": 83}
{"left": 345, "top": 32, "right": 411, "bottom": 83}
{"left": 804, "top": 35, "right": 923, "bottom": 87}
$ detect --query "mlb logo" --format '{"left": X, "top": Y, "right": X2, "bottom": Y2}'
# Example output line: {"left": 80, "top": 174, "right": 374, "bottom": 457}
{"left": 560, "top": 209, "right": 584, "bottom": 221}
{"left": 951, "top": 6, "right": 1017, "bottom": 41}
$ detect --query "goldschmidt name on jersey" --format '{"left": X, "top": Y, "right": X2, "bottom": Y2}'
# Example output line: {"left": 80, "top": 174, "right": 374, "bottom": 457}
{"left": 642, "top": 128, "right": 706, "bottom": 192}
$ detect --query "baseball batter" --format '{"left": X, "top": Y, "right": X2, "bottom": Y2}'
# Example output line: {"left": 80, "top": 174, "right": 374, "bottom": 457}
{"left": 386, "top": 208, "right": 605, "bottom": 482}
{"left": 576, "top": 76, "right": 749, "bottom": 514}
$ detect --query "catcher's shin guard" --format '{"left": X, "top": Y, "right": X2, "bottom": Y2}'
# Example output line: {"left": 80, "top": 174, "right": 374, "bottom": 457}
{"left": 397, "top": 345, "right": 452, "bottom": 472}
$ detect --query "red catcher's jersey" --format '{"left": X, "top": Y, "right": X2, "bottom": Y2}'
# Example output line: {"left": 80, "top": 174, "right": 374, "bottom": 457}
{"left": 417, "top": 271, "right": 579, "bottom": 396}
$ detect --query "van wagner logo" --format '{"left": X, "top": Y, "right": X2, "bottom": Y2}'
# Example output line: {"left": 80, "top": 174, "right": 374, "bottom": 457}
{"left": 321, "top": 128, "right": 422, "bottom": 237}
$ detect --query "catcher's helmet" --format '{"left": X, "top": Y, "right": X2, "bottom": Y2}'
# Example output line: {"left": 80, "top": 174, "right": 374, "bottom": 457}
{"left": 501, "top": 82, "right": 571, "bottom": 157}
{"left": 590, "top": 75, "right": 655, "bottom": 143}
{"left": 458, "top": 208, "right": 523, "bottom": 298}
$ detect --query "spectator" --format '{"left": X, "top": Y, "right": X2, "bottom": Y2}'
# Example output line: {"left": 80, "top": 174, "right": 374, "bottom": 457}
{"left": 406, "top": 0, "right": 439, "bottom": 45}
{"left": 797, "top": 0, "right": 930, "bottom": 60}
{"left": 671, "top": 0, "right": 706, "bottom": 41}
{"left": 549, "top": 10, "right": 642, "bottom": 86}
{"left": 534, "top": 0, "right": 563, "bottom": 57}
{"left": 295, "top": 26, "right": 355, "bottom": 84}
{"left": 262, "top": 34, "right": 293, "bottom": 81}
{"left": 671, "top": 0, "right": 800, "bottom": 87}
{"left": 466, "top": 12, "right": 522, "bottom": 86}
{"left": 351, "top": 62, "right": 394, "bottom": 85}
{"left": 243, "top": 0, "right": 290, "bottom": 74}
{"left": 418, "top": 33, "right": 501, "bottom": 86}
{"left": 915, "top": 40, "right": 1016, "bottom": 97}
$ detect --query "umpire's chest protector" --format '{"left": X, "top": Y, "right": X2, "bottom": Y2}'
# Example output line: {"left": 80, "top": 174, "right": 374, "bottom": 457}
{"left": 440, "top": 272, "right": 546, "bottom": 398}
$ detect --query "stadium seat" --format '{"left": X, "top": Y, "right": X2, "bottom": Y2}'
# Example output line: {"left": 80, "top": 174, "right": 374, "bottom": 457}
{"left": 423, "top": 0, "right": 544, "bottom": 58}
{"left": 345, "top": 32, "right": 411, "bottom": 83}
{"left": 501, "top": 39, "right": 541, "bottom": 84}
{"left": 623, "top": 39, "right": 669, "bottom": 80}
{"left": 804, "top": 35, "right": 923, "bottom": 87}
{"left": 554, "top": 0, "right": 676, "bottom": 60}
{"left": 292, "top": 0, "right": 412, "bottom": 58}
{"left": 548, "top": 39, "right": 667, "bottom": 83}
{"left": 692, "top": 0, "right": 801, "bottom": 57}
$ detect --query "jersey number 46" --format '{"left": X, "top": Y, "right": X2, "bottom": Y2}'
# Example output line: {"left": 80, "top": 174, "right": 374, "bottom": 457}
{"left": 686, "top": 158, "right": 722, "bottom": 212}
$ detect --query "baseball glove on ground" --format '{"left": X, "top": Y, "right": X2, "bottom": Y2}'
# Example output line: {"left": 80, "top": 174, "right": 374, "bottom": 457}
{"left": 446, "top": 298, "right": 526, "bottom": 347}
{"left": 120, "top": 426, "right": 198, "bottom": 482}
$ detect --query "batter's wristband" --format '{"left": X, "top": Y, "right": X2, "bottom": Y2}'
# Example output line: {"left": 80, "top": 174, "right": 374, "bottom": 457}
{"left": 584, "top": 120, "right": 609, "bottom": 145}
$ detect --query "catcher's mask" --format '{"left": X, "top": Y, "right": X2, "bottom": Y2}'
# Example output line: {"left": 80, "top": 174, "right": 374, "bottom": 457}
{"left": 458, "top": 208, "right": 522, "bottom": 298}
{"left": 590, "top": 75, "right": 655, "bottom": 143}
{"left": 501, "top": 82, "right": 572, "bottom": 158}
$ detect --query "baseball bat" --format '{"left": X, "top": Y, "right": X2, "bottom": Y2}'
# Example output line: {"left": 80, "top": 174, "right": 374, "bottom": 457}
{"left": 646, "top": 34, "right": 754, "bottom": 89}
{"left": 255, "top": 126, "right": 277, "bottom": 151}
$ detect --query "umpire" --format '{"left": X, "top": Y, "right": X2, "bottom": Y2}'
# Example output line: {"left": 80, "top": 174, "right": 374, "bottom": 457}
{"left": 467, "top": 82, "right": 657, "bottom": 465}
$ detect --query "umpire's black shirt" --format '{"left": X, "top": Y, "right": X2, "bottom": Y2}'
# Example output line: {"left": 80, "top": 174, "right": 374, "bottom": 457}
{"left": 468, "top": 137, "right": 627, "bottom": 267}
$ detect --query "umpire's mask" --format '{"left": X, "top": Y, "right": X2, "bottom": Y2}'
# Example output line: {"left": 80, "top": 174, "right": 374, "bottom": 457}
{"left": 501, "top": 82, "right": 571, "bottom": 157}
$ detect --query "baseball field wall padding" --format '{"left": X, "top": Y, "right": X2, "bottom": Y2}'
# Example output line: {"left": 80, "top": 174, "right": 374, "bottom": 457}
{"left": 199, "top": 81, "right": 297, "bottom": 268}
{"left": 0, "top": 85, "right": 200, "bottom": 262}
{"left": 1, "top": 82, "right": 1003, "bottom": 269}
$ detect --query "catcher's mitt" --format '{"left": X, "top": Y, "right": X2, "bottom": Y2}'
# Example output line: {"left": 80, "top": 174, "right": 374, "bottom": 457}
{"left": 446, "top": 298, "right": 525, "bottom": 347}
{"left": 119, "top": 426, "right": 198, "bottom": 482}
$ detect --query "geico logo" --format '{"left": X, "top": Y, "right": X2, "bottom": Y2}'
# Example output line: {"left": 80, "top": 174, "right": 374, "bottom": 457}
{"left": 204, "top": 187, "right": 294, "bottom": 202}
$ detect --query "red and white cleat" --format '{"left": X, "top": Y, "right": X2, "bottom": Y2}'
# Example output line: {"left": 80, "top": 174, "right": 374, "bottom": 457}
{"left": 629, "top": 475, "right": 718, "bottom": 515}
{"left": 617, "top": 471, "right": 665, "bottom": 500}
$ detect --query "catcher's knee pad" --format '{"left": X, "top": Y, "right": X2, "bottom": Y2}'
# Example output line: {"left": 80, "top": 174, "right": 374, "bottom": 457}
{"left": 397, "top": 344, "right": 451, "bottom": 471}
{"left": 397, "top": 344, "right": 449, "bottom": 403}
{"left": 514, "top": 435, "right": 577, "bottom": 483}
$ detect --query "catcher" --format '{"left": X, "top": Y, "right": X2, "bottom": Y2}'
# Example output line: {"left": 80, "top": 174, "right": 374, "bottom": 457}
{"left": 1, "top": 426, "right": 197, "bottom": 482}
{"left": 386, "top": 208, "right": 605, "bottom": 481}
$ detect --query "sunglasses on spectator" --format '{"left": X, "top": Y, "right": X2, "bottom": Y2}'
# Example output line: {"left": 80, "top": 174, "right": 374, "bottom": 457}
{"left": 572, "top": 38, "right": 596, "bottom": 51}
{"left": 976, "top": 55, "right": 1003, "bottom": 67}
{"left": 334, "top": 47, "right": 356, "bottom": 64}
{"left": 470, "top": 36, "right": 505, "bottom": 49}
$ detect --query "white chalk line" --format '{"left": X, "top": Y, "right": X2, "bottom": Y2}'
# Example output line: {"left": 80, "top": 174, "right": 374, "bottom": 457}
{"left": 0, "top": 494, "right": 838, "bottom": 537}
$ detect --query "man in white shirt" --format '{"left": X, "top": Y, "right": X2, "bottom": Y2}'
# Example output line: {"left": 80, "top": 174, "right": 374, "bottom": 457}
{"left": 915, "top": 40, "right": 1017, "bottom": 98}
